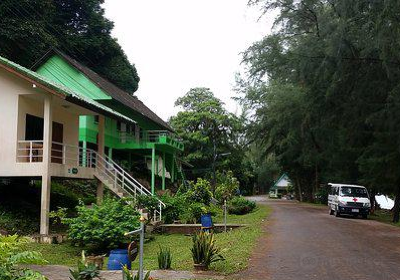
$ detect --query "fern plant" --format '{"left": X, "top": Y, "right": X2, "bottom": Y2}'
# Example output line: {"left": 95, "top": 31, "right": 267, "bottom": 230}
{"left": 191, "top": 231, "right": 224, "bottom": 268}
{"left": 0, "top": 234, "right": 47, "bottom": 280}
{"left": 157, "top": 246, "right": 172, "bottom": 269}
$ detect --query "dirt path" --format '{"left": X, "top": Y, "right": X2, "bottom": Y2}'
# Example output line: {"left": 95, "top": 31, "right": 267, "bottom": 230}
{"left": 238, "top": 196, "right": 400, "bottom": 280}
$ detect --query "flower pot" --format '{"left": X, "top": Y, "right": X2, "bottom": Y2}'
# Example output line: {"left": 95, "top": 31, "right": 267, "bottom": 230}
{"left": 193, "top": 263, "right": 208, "bottom": 271}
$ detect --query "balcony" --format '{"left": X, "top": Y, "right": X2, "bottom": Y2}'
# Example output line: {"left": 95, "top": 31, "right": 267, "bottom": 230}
{"left": 17, "top": 140, "right": 93, "bottom": 166}
{"left": 119, "top": 130, "right": 184, "bottom": 151}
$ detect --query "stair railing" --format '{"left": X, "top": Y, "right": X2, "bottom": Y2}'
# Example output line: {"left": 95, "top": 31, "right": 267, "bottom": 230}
{"left": 91, "top": 150, "right": 165, "bottom": 221}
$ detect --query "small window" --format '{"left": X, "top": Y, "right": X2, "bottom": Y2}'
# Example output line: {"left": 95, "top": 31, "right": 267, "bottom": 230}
{"left": 117, "top": 121, "right": 121, "bottom": 131}
{"left": 94, "top": 115, "right": 99, "bottom": 124}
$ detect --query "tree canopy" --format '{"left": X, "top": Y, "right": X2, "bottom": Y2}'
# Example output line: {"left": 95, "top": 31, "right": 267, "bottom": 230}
{"left": 170, "top": 87, "right": 255, "bottom": 193}
{"left": 241, "top": 0, "right": 400, "bottom": 220}
{"left": 0, "top": 0, "right": 139, "bottom": 93}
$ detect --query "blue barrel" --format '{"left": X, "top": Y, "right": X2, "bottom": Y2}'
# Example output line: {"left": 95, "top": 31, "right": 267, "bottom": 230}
{"left": 201, "top": 213, "right": 213, "bottom": 228}
{"left": 107, "top": 249, "right": 131, "bottom": 270}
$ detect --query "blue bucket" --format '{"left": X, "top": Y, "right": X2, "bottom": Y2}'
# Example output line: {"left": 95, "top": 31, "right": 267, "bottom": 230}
{"left": 201, "top": 213, "right": 213, "bottom": 228}
{"left": 107, "top": 249, "right": 131, "bottom": 270}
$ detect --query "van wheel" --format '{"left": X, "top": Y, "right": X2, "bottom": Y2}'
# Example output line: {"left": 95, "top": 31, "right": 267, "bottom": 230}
{"left": 362, "top": 214, "right": 368, "bottom": 219}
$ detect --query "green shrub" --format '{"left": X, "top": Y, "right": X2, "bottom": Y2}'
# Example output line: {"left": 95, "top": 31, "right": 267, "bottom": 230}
{"left": 215, "top": 171, "right": 240, "bottom": 203}
{"left": 227, "top": 197, "right": 256, "bottom": 215}
{"left": 135, "top": 194, "right": 160, "bottom": 214}
{"left": 191, "top": 231, "right": 224, "bottom": 268}
{"left": 186, "top": 178, "right": 213, "bottom": 205}
{"left": 66, "top": 198, "right": 140, "bottom": 251}
{"left": 160, "top": 194, "right": 187, "bottom": 224}
{"left": 157, "top": 246, "right": 172, "bottom": 269}
{"left": 179, "top": 202, "right": 205, "bottom": 224}
{"left": 0, "top": 234, "right": 47, "bottom": 280}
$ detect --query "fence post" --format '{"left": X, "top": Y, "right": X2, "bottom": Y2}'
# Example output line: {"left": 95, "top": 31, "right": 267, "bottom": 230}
{"left": 224, "top": 199, "right": 227, "bottom": 232}
{"left": 138, "top": 216, "right": 145, "bottom": 280}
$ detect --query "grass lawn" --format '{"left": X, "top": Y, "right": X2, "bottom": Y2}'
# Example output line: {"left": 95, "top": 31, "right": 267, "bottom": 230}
{"left": 369, "top": 209, "right": 400, "bottom": 227}
{"left": 132, "top": 204, "right": 271, "bottom": 275}
{"left": 23, "top": 242, "right": 82, "bottom": 267}
{"left": 23, "top": 203, "right": 271, "bottom": 275}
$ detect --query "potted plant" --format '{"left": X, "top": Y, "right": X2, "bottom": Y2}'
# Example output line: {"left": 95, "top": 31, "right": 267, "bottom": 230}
{"left": 191, "top": 231, "right": 224, "bottom": 270}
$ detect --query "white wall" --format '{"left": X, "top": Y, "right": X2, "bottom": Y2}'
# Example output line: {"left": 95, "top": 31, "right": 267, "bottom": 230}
{"left": 0, "top": 67, "right": 93, "bottom": 178}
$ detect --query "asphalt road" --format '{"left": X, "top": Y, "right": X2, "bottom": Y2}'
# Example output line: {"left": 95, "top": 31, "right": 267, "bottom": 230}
{"left": 240, "top": 197, "right": 400, "bottom": 280}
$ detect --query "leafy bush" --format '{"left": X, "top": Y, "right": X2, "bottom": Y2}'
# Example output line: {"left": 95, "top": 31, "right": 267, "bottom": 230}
{"left": 135, "top": 194, "right": 160, "bottom": 214}
{"left": 186, "top": 178, "right": 213, "bottom": 205}
{"left": 69, "top": 251, "right": 100, "bottom": 280}
{"left": 215, "top": 171, "right": 240, "bottom": 203}
{"left": 179, "top": 202, "right": 206, "bottom": 224}
{"left": 227, "top": 197, "right": 256, "bottom": 215}
{"left": 191, "top": 231, "right": 224, "bottom": 268}
{"left": 157, "top": 246, "right": 172, "bottom": 269}
{"left": 160, "top": 194, "right": 187, "bottom": 224}
{"left": 0, "top": 234, "right": 47, "bottom": 280}
{"left": 66, "top": 198, "right": 140, "bottom": 251}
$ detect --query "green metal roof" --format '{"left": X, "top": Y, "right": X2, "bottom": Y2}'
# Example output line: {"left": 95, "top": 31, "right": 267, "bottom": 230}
{"left": 0, "top": 55, "right": 135, "bottom": 124}
{"left": 270, "top": 173, "right": 290, "bottom": 190}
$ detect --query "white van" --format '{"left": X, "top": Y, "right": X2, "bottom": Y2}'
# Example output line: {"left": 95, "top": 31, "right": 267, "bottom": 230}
{"left": 327, "top": 183, "right": 371, "bottom": 219}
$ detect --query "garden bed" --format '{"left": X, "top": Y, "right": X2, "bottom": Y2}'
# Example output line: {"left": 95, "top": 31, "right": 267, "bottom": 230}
{"left": 23, "top": 204, "right": 271, "bottom": 275}
{"left": 159, "top": 223, "right": 246, "bottom": 234}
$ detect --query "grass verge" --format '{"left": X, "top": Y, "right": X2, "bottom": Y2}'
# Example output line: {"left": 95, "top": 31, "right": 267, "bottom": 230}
{"left": 369, "top": 209, "right": 400, "bottom": 227}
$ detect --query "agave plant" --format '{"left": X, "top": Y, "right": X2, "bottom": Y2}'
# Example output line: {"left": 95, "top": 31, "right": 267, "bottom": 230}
{"left": 122, "top": 266, "right": 151, "bottom": 280}
{"left": 191, "top": 231, "right": 224, "bottom": 268}
{"left": 157, "top": 246, "right": 172, "bottom": 269}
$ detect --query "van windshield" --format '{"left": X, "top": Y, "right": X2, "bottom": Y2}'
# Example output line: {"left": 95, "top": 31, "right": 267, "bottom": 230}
{"left": 340, "top": 186, "right": 368, "bottom": 198}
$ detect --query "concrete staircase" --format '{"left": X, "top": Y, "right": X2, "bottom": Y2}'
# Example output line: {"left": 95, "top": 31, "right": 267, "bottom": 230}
{"left": 87, "top": 149, "right": 165, "bottom": 221}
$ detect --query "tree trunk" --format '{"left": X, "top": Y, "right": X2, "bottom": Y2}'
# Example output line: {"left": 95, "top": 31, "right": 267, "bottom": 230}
{"left": 392, "top": 185, "right": 400, "bottom": 223}
{"left": 296, "top": 177, "right": 303, "bottom": 202}
{"left": 370, "top": 188, "right": 376, "bottom": 214}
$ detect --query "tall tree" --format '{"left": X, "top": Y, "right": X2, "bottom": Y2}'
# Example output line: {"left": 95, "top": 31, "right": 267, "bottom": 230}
{"left": 170, "top": 88, "right": 254, "bottom": 192}
{"left": 0, "top": 0, "right": 139, "bottom": 93}
{"left": 242, "top": 0, "right": 400, "bottom": 219}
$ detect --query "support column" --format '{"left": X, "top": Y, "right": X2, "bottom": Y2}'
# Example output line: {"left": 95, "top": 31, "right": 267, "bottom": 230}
{"left": 108, "top": 147, "right": 113, "bottom": 159}
{"left": 151, "top": 147, "right": 156, "bottom": 195}
{"left": 171, "top": 154, "right": 175, "bottom": 183}
{"left": 97, "top": 115, "right": 105, "bottom": 204}
{"left": 162, "top": 152, "right": 166, "bottom": 190}
{"left": 40, "top": 95, "right": 52, "bottom": 236}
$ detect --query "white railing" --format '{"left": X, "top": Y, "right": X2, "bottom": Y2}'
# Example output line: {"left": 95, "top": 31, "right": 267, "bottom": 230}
{"left": 16, "top": 140, "right": 164, "bottom": 221}
{"left": 17, "top": 140, "right": 95, "bottom": 167}
{"left": 17, "top": 140, "right": 44, "bottom": 163}
{"left": 146, "top": 130, "right": 180, "bottom": 143}
{"left": 95, "top": 152, "right": 165, "bottom": 221}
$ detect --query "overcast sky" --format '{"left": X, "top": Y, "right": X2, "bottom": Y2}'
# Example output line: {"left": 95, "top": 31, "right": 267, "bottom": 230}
{"left": 103, "top": 0, "right": 275, "bottom": 121}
